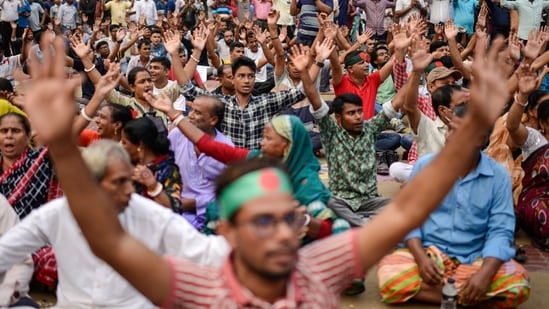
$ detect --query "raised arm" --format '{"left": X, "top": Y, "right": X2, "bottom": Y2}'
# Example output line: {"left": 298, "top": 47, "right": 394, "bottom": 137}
{"left": 357, "top": 37, "right": 510, "bottom": 271}
{"left": 401, "top": 48, "right": 433, "bottom": 133}
{"left": 24, "top": 36, "right": 172, "bottom": 306}
{"left": 71, "top": 35, "right": 102, "bottom": 85}
{"left": 378, "top": 27, "right": 410, "bottom": 82}
{"left": 268, "top": 10, "right": 285, "bottom": 78}
{"left": 506, "top": 64, "right": 537, "bottom": 146}
{"left": 73, "top": 63, "right": 122, "bottom": 135}
{"left": 167, "top": 26, "right": 208, "bottom": 85}
{"left": 445, "top": 19, "right": 471, "bottom": 80}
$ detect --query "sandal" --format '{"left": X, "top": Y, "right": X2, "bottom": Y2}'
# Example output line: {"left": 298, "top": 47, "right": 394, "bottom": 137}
{"left": 343, "top": 279, "right": 366, "bottom": 296}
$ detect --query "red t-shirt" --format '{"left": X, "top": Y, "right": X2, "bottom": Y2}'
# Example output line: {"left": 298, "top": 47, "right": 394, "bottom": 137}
{"left": 79, "top": 129, "right": 100, "bottom": 147}
{"left": 334, "top": 71, "right": 382, "bottom": 120}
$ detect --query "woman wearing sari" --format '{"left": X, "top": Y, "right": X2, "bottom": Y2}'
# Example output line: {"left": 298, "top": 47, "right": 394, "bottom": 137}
{"left": 506, "top": 66, "right": 549, "bottom": 250}
{"left": 148, "top": 93, "right": 352, "bottom": 242}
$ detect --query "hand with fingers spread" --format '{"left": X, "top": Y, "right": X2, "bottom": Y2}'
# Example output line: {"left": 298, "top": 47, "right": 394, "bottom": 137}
{"left": 393, "top": 29, "right": 412, "bottom": 51}
{"left": 411, "top": 49, "right": 433, "bottom": 72}
{"left": 357, "top": 28, "right": 373, "bottom": 45}
{"left": 94, "top": 63, "right": 122, "bottom": 98}
{"left": 508, "top": 32, "right": 522, "bottom": 62}
{"left": 314, "top": 38, "right": 335, "bottom": 62}
{"left": 444, "top": 19, "right": 458, "bottom": 40}
{"left": 279, "top": 26, "right": 287, "bottom": 42}
{"left": 323, "top": 23, "right": 339, "bottom": 41}
{"left": 116, "top": 28, "right": 127, "bottom": 42}
{"left": 516, "top": 63, "right": 537, "bottom": 96}
{"left": 541, "top": 25, "right": 549, "bottom": 43}
{"left": 254, "top": 28, "right": 268, "bottom": 44}
{"left": 145, "top": 92, "right": 178, "bottom": 119}
{"left": 191, "top": 26, "right": 209, "bottom": 51}
{"left": 469, "top": 36, "right": 509, "bottom": 127}
{"left": 288, "top": 45, "right": 310, "bottom": 72}
{"left": 21, "top": 36, "right": 83, "bottom": 146}
{"left": 477, "top": 5, "right": 488, "bottom": 28}
{"left": 434, "top": 23, "right": 443, "bottom": 36}
{"left": 164, "top": 30, "right": 182, "bottom": 55}
{"left": 267, "top": 9, "right": 280, "bottom": 26}
{"left": 70, "top": 35, "right": 91, "bottom": 59}
{"left": 522, "top": 29, "right": 544, "bottom": 61}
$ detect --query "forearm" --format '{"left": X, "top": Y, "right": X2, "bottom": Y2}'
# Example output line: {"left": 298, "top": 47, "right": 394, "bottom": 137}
{"left": 73, "top": 90, "right": 105, "bottom": 135}
{"left": 260, "top": 41, "right": 275, "bottom": 65}
{"left": 315, "top": 0, "right": 332, "bottom": 13}
{"left": 406, "top": 237, "right": 429, "bottom": 264}
{"left": 448, "top": 37, "right": 471, "bottom": 80}
{"left": 477, "top": 257, "right": 503, "bottom": 281}
{"left": 299, "top": 65, "right": 322, "bottom": 110}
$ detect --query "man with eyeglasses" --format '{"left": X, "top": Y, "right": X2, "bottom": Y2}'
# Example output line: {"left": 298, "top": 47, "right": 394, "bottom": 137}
{"left": 390, "top": 50, "right": 464, "bottom": 183}
{"left": 24, "top": 34, "right": 511, "bottom": 308}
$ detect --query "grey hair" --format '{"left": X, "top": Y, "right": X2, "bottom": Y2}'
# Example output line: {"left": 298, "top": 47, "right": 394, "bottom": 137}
{"left": 81, "top": 140, "right": 131, "bottom": 181}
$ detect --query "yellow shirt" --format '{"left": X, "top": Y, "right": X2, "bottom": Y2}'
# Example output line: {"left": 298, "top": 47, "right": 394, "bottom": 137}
{"left": 104, "top": 0, "right": 132, "bottom": 26}
{"left": 0, "top": 99, "right": 25, "bottom": 117}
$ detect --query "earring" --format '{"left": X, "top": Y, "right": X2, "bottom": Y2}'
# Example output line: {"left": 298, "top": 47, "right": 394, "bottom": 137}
{"left": 114, "top": 128, "right": 119, "bottom": 136}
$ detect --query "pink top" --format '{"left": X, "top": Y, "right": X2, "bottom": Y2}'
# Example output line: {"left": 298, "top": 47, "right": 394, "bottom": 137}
{"left": 252, "top": 0, "right": 272, "bottom": 20}
{"left": 160, "top": 230, "right": 364, "bottom": 308}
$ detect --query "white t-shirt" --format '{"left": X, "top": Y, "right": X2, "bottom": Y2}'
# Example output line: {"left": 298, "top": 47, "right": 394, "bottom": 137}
{"left": 245, "top": 46, "right": 267, "bottom": 82}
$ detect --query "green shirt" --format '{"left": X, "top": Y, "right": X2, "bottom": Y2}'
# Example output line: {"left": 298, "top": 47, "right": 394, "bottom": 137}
{"left": 315, "top": 102, "right": 390, "bottom": 211}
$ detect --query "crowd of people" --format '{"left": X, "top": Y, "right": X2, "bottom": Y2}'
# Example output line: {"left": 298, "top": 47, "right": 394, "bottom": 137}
{"left": 0, "top": 0, "right": 547, "bottom": 307}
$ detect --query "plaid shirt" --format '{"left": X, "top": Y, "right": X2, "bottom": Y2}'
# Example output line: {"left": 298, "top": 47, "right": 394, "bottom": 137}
{"left": 408, "top": 94, "right": 436, "bottom": 164}
{"left": 180, "top": 82, "right": 306, "bottom": 149}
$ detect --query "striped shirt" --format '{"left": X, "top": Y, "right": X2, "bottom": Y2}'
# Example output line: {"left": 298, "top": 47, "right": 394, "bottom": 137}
{"left": 161, "top": 230, "right": 363, "bottom": 308}
{"left": 296, "top": 0, "right": 333, "bottom": 44}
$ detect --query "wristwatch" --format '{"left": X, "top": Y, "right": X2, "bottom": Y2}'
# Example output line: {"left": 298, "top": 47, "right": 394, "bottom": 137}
{"left": 314, "top": 61, "right": 325, "bottom": 68}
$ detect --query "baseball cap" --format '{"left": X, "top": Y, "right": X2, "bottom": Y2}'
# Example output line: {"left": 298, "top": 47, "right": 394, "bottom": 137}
{"left": 427, "top": 67, "right": 462, "bottom": 85}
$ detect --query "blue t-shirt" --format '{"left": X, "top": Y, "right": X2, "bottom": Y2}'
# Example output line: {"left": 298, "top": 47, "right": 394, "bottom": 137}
{"left": 18, "top": 1, "right": 32, "bottom": 28}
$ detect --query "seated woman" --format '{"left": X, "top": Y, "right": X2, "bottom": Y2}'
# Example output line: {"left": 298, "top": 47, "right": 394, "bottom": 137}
{"left": 506, "top": 68, "right": 549, "bottom": 249}
{"left": 121, "top": 117, "right": 183, "bottom": 214}
{"left": 148, "top": 93, "right": 351, "bottom": 241}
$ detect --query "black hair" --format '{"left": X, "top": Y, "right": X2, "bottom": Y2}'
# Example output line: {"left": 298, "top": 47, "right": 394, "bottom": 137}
{"left": 122, "top": 117, "right": 170, "bottom": 156}
{"left": 229, "top": 41, "right": 245, "bottom": 52}
{"left": 527, "top": 90, "right": 549, "bottom": 113}
{"left": 331, "top": 93, "right": 362, "bottom": 115}
{"left": 537, "top": 99, "right": 549, "bottom": 123}
{"left": 150, "top": 27, "right": 163, "bottom": 36}
{"left": 439, "top": 55, "right": 454, "bottom": 69}
{"left": 370, "top": 45, "right": 389, "bottom": 66}
{"left": 103, "top": 103, "right": 133, "bottom": 126}
{"left": 137, "top": 38, "right": 151, "bottom": 49}
{"left": 215, "top": 157, "right": 289, "bottom": 222}
{"left": 217, "top": 63, "right": 232, "bottom": 77}
{"left": 246, "top": 31, "right": 255, "bottom": 40}
{"left": 127, "top": 67, "right": 150, "bottom": 86}
{"left": 150, "top": 56, "right": 171, "bottom": 69}
{"left": 0, "top": 112, "right": 30, "bottom": 135}
{"left": 231, "top": 56, "right": 256, "bottom": 75}
{"left": 0, "top": 78, "right": 14, "bottom": 92}
{"left": 431, "top": 84, "right": 463, "bottom": 117}
{"left": 95, "top": 40, "right": 109, "bottom": 50}
{"left": 109, "top": 24, "right": 120, "bottom": 32}
{"left": 430, "top": 40, "right": 449, "bottom": 54}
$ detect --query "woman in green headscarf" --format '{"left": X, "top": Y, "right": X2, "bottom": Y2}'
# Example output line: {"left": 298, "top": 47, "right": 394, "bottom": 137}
{"left": 149, "top": 93, "right": 350, "bottom": 240}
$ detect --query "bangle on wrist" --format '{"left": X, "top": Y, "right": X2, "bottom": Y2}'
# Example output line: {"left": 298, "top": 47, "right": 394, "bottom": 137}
{"left": 514, "top": 93, "right": 528, "bottom": 107}
{"left": 80, "top": 108, "right": 93, "bottom": 121}
{"left": 303, "top": 214, "right": 311, "bottom": 227}
{"left": 173, "top": 114, "right": 185, "bottom": 127}
{"left": 169, "top": 112, "right": 183, "bottom": 122}
{"left": 190, "top": 55, "right": 200, "bottom": 63}
{"left": 84, "top": 64, "right": 96, "bottom": 73}
{"left": 147, "top": 182, "right": 163, "bottom": 198}
{"left": 271, "top": 36, "right": 279, "bottom": 40}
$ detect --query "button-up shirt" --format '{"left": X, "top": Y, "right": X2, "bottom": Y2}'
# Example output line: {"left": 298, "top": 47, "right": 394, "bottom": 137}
{"left": 161, "top": 230, "right": 363, "bottom": 308}
{"left": 356, "top": 0, "right": 395, "bottom": 35}
{"left": 180, "top": 81, "right": 306, "bottom": 149}
{"left": 405, "top": 152, "right": 516, "bottom": 264}
{"left": 58, "top": 3, "right": 77, "bottom": 29}
{"left": 135, "top": 0, "right": 157, "bottom": 26}
{"left": 0, "top": 194, "right": 230, "bottom": 308}
{"left": 312, "top": 100, "right": 397, "bottom": 211}
{"left": 501, "top": 0, "right": 549, "bottom": 40}
{"left": 0, "top": 0, "right": 19, "bottom": 22}
{"left": 168, "top": 129, "right": 233, "bottom": 230}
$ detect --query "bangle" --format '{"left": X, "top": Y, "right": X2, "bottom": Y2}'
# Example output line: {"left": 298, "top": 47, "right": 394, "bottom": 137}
{"left": 84, "top": 64, "right": 96, "bottom": 73}
{"left": 271, "top": 36, "right": 279, "bottom": 40}
{"left": 169, "top": 112, "right": 182, "bottom": 122}
{"left": 147, "top": 182, "right": 163, "bottom": 198}
{"left": 190, "top": 55, "right": 200, "bottom": 63}
{"left": 173, "top": 114, "right": 185, "bottom": 127}
{"left": 514, "top": 93, "right": 528, "bottom": 107}
{"left": 80, "top": 108, "right": 93, "bottom": 121}
{"left": 303, "top": 214, "right": 311, "bottom": 227}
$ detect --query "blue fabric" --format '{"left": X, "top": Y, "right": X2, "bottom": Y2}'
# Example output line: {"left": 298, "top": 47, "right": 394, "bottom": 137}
{"left": 485, "top": 0, "right": 510, "bottom": 29}
{"left": 297, "top": 0, "right": 333, "bottom": 43}
{"left": 404, "top": 152, "right": 516, "bottom": 264}
{"left": 453, "top": 0, "right": 478, "bottom": 34}
{"left": 17, "top": 1, "right": 31, "bottom": 28}
{"left": 540, "top": 74, "right": 549, "bottom": 92}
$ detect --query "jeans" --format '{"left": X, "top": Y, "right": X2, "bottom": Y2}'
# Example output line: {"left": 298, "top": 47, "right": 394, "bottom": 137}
{"left": 375, "top": 132, "right": 401, "bottom": 152}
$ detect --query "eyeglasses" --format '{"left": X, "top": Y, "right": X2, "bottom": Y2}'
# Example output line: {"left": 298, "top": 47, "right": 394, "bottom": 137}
{"left": 236, "top": 211, "right": 307, "bottom": 239}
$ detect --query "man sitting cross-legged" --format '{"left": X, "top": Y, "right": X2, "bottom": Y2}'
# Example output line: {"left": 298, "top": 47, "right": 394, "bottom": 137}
{"left": 377, "top": 105, "right": 530, "bottom": 308}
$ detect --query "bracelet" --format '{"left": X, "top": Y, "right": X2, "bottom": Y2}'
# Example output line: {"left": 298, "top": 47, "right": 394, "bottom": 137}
{"left": 169, "top": 112, "right": 182, "bottom": 122}
{"left": 172, "top": 114, "right": 185, "bottom": 127}
{"left": 147, "top": 182, "right": 163, "bottom": 198}
{"left": 514, "top": 93, "right": 528, "bottom": 107}
{"left": 80, "top": 108, "right": 93, "bottom": 121}
{"left": 303, "top": 213, "right": 311, "bottom": 227}
{"left": 84, "top": 64, "right": 96, "bottom": 73}
{"left": 190, "top": 55, "right": 200, "bottom": 63}
{"left": 271, "top": 36, "right": 279, "bottom": 40}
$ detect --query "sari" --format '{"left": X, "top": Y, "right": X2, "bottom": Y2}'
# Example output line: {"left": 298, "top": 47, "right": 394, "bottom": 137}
{"left": 0, "top": 147, "right": 61, "bottom": 288}
{"left": 517, "top": 143, "right": 549, "bottom": 243}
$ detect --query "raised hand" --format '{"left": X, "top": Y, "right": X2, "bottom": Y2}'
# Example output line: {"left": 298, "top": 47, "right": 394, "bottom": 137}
{"left": 146, "top": 92, "right": 178, "bottom": 118}
{"left": 314, "top": 38, "right": 335, "bottom": 61}
{"left": 9, "top": 21, "right": 16, "bottom": 30}
{"left": 81, "top": 14, "right": 88, "bottom": 24}
{"left": 323, "top": 23, "right": 339, "bottom": 41}
{"left": 54, "top": 18, "right": 61, "bottom": 26}
{"left": 411, "top": 49, "right": 433, "bottom": 72}
{"left": 70, "top": 35, "right": 91, "bottom": 59}
{"left": 267, "top": 9, "right": 280, "bottom": 26}
{"left": 508, "top": 31, "right": 522, "bottom": 62}
{"left": 191, "top": 26, "right": 209, "bottom": 51}
{"left": 516, "top": 63, "right": 537, "bottom": 96}
{"left": 522, "top": 29, "right": 544, "bottom": 60}
{"left": 164, "top": 30, "right": 181, "bottom": 54}
{"left": 357, "top": 28, "right": 373, "bottom": 44}
{"left": 139, "top": 15, "right": 146, "bottom": 26}
{"left": 255, "top": 28, "right": 268, "bottom": 44}
{"left": 444, "top": 19, "right": 458, "bottom": 40}
{"left": 434, "top": 23, "right": 443, "bottom": 36}
{"left": 393, "top": 29, "right": 412, "bottom": 51}
{"left": 340, "top": 25, "right": 350, "bottom": 38}
{"left": 132, "top": 165, "right": 158, "bottom": 189}
{"left": 477, "top": 4, "right": 488, "bottom": 29}
{"left": 279, "top": 26, "right": 287, "bottom": 42}
{"left": 469, "top": 36, "right": 509, "bottom": 127}
{"left": 94, "top": 63, "right": 122, "bottom": 97}
{"left": 116, "top": 27, "right": 127, "bottom": 42}
{"left": 288, "top": 44, "right": 310, "bottom": 72}
{"left": 20, "top": 36, "right": 82, "bottom": 146}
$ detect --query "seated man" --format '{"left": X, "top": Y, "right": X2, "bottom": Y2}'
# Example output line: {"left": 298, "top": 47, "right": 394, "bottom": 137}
{"left": 377, "top": 106, "right": 530, "bottom": 308}
{"left": 0, "top": 140, "right": 230, "bottom": 308}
